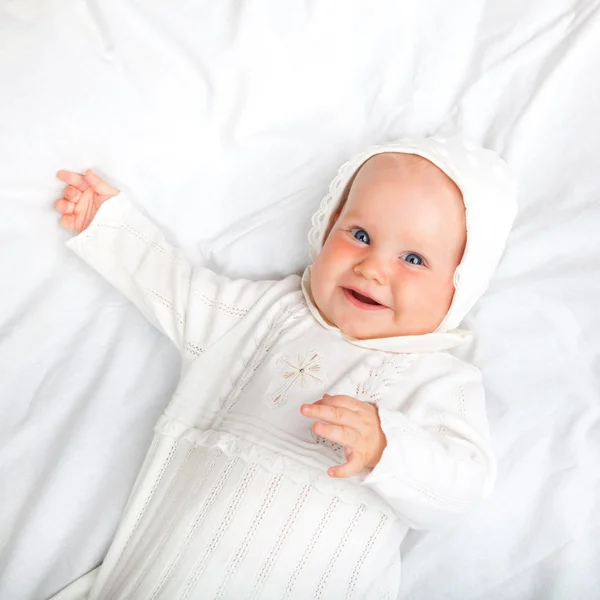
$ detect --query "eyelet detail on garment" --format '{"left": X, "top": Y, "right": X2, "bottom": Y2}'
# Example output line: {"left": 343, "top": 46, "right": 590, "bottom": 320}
{"left": 147, "top": 288, "right": 185, "bottom": 325}
{"left": 185, "top": 342, "right": 205, "bottom": 358}
{"left": 353, "top": 355, "right": 414, "bottom": 405}
{"left": 310, "top": 429, "right": 345, "bottom": 456}
{"left": 345, "top": 514, "right": 388, "bottom": 599}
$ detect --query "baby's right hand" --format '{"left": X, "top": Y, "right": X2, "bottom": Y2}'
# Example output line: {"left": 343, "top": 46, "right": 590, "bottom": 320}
{"left": 55, "top": 169, "right": 119, "bottom": 233}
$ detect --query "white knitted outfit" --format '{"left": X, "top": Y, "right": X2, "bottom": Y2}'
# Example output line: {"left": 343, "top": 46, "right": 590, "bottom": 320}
{"left": 52, "top": 137, "right": 517, "bottom": 600}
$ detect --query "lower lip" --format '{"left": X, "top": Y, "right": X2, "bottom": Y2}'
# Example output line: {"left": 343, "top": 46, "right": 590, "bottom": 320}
{"left": 342, "top": 288, "right": 388, "bottom": 311}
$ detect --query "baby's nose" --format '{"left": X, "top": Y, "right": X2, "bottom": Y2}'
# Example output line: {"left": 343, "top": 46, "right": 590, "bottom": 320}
{"left": 354, "top": 257, "right": 387, "bottom": 284}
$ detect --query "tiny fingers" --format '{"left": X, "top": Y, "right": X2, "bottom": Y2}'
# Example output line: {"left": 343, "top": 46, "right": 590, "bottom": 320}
{"left": 84, "top": 169, "right": 119, "bottom": 197}
{"left": 328, "top": 450, "right": 365, "bottom": 478}
{"left": 55, "top": 198, "right": 75, "bottom": 215}
{"left": 64, "top": 185, "right": 82, "bottom": 202}
{"left": 56, "top": 170, "right": 89, "bottom": 191}
{"left": 314, "top": 421, "right": 358, "bottom": 447}
{"left": 302, "top": 403, "right": 362, "bottom": 431}
{"left": 314, "top": 394, "right": 362, "bottom": 412}
{"left": 60, "top": 213, "right": 76, "bottom": 231}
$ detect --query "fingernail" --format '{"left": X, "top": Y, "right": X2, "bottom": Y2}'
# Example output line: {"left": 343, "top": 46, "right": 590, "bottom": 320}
{"left": 328, "top": 468, "right": 336, "bottom": 477}
{"left": 301, "top": 405, "right": 310, "bottom": 415}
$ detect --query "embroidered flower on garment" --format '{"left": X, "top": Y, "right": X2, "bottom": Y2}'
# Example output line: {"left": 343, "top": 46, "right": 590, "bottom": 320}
{"left": 223, "top": 303, "right": 304, "bottom": 412}
{"left": 268, "top": 351, "right": 323, "bottom": 408}
{"left": 353, "top": 355, "right": 414, "bottom": 405}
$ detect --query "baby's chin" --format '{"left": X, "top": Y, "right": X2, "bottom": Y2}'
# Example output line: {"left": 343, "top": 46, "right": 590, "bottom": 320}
{"left": 335, "top": 315, "right": 438, "bottom": 340}
{"left": 336, "top": 318, "right": 394, "bottom": 340}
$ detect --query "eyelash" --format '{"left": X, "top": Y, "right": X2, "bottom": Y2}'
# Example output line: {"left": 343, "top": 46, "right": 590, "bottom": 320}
{"left": 402, "top": 253, "right": 425, "bottom": 267}
{"left": 347, "top": 227, "right": 427, "bottom": 267}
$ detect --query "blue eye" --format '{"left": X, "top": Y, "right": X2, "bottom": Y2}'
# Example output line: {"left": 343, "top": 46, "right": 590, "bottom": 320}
{"left": 402, "top": 253, "right": 424, "bottom": 266}
{"left": 350, "top": 228, "right": 370, "bottom": 244}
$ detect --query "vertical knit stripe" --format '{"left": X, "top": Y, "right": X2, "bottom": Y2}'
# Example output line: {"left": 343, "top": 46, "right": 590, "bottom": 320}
{"left": 246, "top": 485, "right": 312, "bottom": 600}
{"left": 345, "top": 514, "right": 388, "bottom": 599}
{"left": 121, "top": 441, "right": 180, "bottom": 556}
{"left": 119, "top": 448, "right": 221, "bottom": 600}
{"left": 282, "top": 497, "right": 340, "bottom": 600}
{"left": 313, "top": 504, "right": 366, "bottom": 600}
{"left": 146, "top": 456, "right": 240, "bottom": 600}
{"left": 179, "top": 465, "right": 259, "bottom": 600}
{"left": 213, "top": 475, "right": 283, "bottom": 600}
{"left": 101, "top": 440, "right": 182, "bottom": 599}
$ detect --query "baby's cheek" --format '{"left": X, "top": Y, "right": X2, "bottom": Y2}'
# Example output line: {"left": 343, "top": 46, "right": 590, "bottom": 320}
{"left": 391, "top": 273, "right": 419, "bottom": 307}
{"left": 418, "top": 277, "right": 455, "bottom": 324}
{"left": 312, "top": 240, "right": 346, "bottom": 292}
{"left": 393, "top": 272, "right": 439, "bottom": 312}
{"left": 325, "top": 235, "right": 357, "bottom": 266}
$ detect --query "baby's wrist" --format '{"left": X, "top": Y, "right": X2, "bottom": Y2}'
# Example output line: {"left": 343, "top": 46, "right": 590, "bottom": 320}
{"left": 366, "top": 432, "right": 386, "bottom": 468}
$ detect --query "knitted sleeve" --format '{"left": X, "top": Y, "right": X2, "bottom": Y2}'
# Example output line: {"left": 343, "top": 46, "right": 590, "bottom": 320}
{"left": 362, "top": 366, "right": 496, "bottom": 530}
{"left": 66, "top": 193, "right": 276, "bottom": 357}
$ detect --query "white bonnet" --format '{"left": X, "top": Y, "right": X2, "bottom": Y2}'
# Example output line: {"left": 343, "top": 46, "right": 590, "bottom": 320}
{"left": 307, "top": 136, "right": 518, "bottom": 333}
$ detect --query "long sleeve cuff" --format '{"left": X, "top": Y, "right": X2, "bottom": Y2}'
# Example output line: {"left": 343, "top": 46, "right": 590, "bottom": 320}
{"left": 362, "top": 407, "right": 496, "bottom": 530}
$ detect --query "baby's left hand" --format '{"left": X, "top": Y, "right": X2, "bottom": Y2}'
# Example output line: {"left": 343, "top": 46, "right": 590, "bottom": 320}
{"left": 301, "top": 394, "right": 386, "bottom": 478}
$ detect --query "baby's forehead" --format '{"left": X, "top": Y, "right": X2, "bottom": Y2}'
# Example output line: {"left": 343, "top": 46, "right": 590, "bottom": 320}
{"left": 347, "top": 152, "right": 464, "bottom": 210}
{"left": 360, "top": 151, "right": 461, "bottom": 186}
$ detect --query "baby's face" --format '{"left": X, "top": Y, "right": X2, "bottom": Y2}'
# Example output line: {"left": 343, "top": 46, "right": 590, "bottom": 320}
{"left": 310, "top": 153, "right": 466, "bottom": 339}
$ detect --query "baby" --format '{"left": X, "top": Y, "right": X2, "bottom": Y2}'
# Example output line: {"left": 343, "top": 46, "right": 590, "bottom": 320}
{"left": 52, "top": 137, "right": 517, "bottom": 600}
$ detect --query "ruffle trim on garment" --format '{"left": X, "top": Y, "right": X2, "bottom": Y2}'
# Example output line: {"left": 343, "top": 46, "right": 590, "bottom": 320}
{"left": 155, "top": 414, "right": 397, "bottom": 518}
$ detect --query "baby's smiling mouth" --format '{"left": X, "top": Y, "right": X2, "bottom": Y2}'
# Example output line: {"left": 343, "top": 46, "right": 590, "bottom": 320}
{"left": 342, "top": 287, "right": 388, "bottom": 310}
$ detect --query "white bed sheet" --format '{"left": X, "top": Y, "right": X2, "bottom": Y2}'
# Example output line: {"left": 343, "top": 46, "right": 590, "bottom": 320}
{"left": 1, "top": 1, "right": 599, "bottom": 599}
